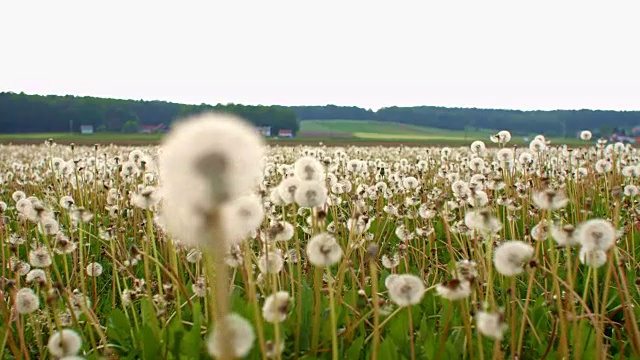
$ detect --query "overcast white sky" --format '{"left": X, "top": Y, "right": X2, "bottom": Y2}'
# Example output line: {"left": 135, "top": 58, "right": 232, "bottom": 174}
{"left": 1, "top": 1, "right": 639, "bottom": 111}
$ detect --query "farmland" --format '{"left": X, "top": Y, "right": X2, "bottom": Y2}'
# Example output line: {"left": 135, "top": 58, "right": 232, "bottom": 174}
{"left": 0, "top": 113, "right": 638, "bottom": 359}
{"left": 0, "top": 119, "right": 587, "bottom": 146}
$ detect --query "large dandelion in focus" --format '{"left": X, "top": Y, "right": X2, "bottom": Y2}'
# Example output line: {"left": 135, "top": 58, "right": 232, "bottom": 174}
{"left": 159, "top": 112, "right": 265, "bottom": 360}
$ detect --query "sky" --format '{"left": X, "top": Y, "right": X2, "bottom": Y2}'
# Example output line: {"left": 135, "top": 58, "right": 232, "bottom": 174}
{"left": 1, "top": 1, "right": 639, "bottom": 111}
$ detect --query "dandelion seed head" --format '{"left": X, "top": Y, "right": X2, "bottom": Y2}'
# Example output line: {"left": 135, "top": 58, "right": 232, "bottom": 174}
{"left": 579, "top": 248, "right": 607, "bottom": 268}
{"left": 470, "top": 141, "right": 486, "bottom": 154}
{"left": 258, "top": 251, "right": 284, "bottom": 274}
{"left": 206, "top": 313, "right": 255, "bottom": 358}
{"left": 493, "top": 240, "right": 535, "bottom": 276}
{"left": 294, "top": 156, "right": 325, "bottom": 181}
{"left": 277, "top": 177, "right": 300, "bottom": 205}
{"left": 386, "top": 274, "right": 425, "bottom": 307}
{"left": 624, "top": 184, "right": 638, "bottom": 197}
{"left": 12, "top": 190, "right": 27, "bottom": 203}
{"left": 47, "top": 329, "right": 82, "bottom": 358}
{"left": 26, "top": 269, "right": 47, "bottom": 285}
{"left": 15, "top": 287, "right": 40, "bottom": 314}
{"left": 529, "top": 139, "right": 547, "bottom": 153}
{"left": 29, "top": 247, "right": 53, "bottom": 268}
{"left": 436, "top": 279, "right": 472, "bottom": 301}
{"left": 381, "top": 253, "right": 400, "bottom": 269}
{"left": 306, "top": 233, "right": 342, "bottom": 267}
{"left": 59, "top": 195, "right": 75, "bottom": 210}
{"left": 268, "top": 221, "right": 295, "bottom": 242}
{"left": 159, "top": 112, "right": 264, "bottom": 244}
{"left": 294, "top": 180, "right": 327, "bottom": 208}
{"left": 262, "top": 291, "right": 291, "bottom": 323}
{"left": 464, "top": 209, "right": 502, "bottom": 234}
{"left": 532, "top": 189, "right": 569, "bottom": 210}
{"left": 38, "top": 217, "right": 60, "bottom": 236}
{"left": 86, "top": 262, "right": 103, "bottom": 277}
{"left": 131, "top": 186, "right": 161, "bottom": 209}
{"left": 476, "top": 311, "right": 508, "bottom": 340}
{"left": 551, "top": 223, "right": 579, "bottom": 247}
{"left": 223, "top": 195, "right": 265, "bottom": 245}
{"left": 576, "top": 219, "right": 616, "bottom": 251}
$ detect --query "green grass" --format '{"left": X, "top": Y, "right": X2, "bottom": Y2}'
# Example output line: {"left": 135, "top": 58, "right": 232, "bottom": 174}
{"left": 299, "top": 119, "right": 488, "bottom": 136}
{"left": 299, "top": 119, "right": 585, "bottom": 145}
{"left": 0, "top": 121, "right": 586, "bottom": 146}
{"left": 0, "top": 132, "right": 163, "bottom": 143}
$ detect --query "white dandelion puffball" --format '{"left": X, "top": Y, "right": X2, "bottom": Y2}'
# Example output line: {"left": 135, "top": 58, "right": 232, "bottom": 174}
{"left": 86, "top": 262, "right": 103, "bottom": 277}
{"left": 262, "top": 291, "right": 292, "bottom": 323}
{"left": 131, "top": 186, "right": 161, "bottom": 209}
{"left": 386, "top": 274, "right": 425, "bottom": 307}
{"left": 206, "top": 313, "right": 255, "bottom": 358}
{"left": 159, "top": 112, "right": 264, "bottom": 246}
{"left": 15, "top": 288, "right": 40, "bottom": 314}
{"left": 26, "top": 269, "right": 47, "bottom": 284}
{"left": 222, "top": 195, "right": 265, "bottom": 245}
{"left": 29, "top": 247, "right": 52, "bottom": 268}
{"left": 48, "top": 329, "right": 82, "bottom": 357}
{"left": 579, "top": 248, "right": 607, "bottom": 268}
{"left": 306, "top": 233, "right": 343, "bottom": 267}
{"left": 464, "top": 209, "right": 502, "bottom": 234}
{"left": 576, "top": 219, "right": 616, "bottom": 251}
{"left": 277, "top": 177, "right": 301, "bottom": 205}
{"left": 551, "top": 224, "right": 579, "bottom": 247}
{"left": 529, "top": 139, "right": 546, "bottom": 153}
{"left": 476, "top": 311, "right": 507, "bottom": 340}
{"left": 268, "top": 221, "right": 295, "bottom": 242}
{"left": 294, "top": 180, "right": 327, "bottom": 208}
{"left": 532, "top": 189, "right": 569, "bottom": 210}
{"left": 490, "top": 130, "right": 511, "bottom": 144}
{"left": 293, "top": 156, "right": 325, "bottom": 181}
{"left": 594, "top": 159, "right": 612, "bottom": 174}
{"left": 624, "top": 185, "right": 639, "bottom": 197}
{"left": 258, "top": 251, "right": 285, "bottom": 274}
{"left": 493, "top": 240, "right": 535, "bottom": 276}
{"left": 580, "top": 130, "right": 592, "bottom": 141}
{"left": 436, "top": 279, "right": 472, "bottom": 301}
{"left": 470, "top": 140, "right": 486, "bottom": 154}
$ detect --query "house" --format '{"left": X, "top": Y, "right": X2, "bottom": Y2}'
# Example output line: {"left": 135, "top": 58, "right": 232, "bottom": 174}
{"left": 278, "top": 129, "right": 293, "bottom": 138}
{"left": 257, "top": 126, "right": 272, "bottom": 137}
{"left": 610, "top": 133, "right": 635, "bottom": 143}
{"left": 80, "top": 125, "right": 94, "bottom": 134}
{"left": 139, "top": 124, "right": 167, "bottom": 134}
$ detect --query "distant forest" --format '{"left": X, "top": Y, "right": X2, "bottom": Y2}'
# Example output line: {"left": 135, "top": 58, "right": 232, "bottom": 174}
{"left": 2, "top": 92, "right": 640, "bottom": 136}
{"left": 0, "top": 92, "right": 299, "bottom": 134}
{"left": 291, "top": 106, "right": 640, "bottom": 137}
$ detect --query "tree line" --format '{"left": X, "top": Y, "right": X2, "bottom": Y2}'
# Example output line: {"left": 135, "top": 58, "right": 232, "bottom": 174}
{"left": 0, "top": 92, "right": 299, "bottom": 134}
{"left": 293, "top": 105, "right": 640, "bottom": 137}
{"left": 2, "top": 92, "right": 640, "bottom": 137}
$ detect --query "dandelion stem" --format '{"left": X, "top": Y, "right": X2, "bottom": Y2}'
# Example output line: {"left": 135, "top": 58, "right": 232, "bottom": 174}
{"left": 369, "top": 258, "right": 380, "bottom": 360}
{"left": 242, "top": 242, "right": 268, "bottom": 360}
{"left": 516, "top": 267, "right": 536, "bottom": 358}
{"left": 326, "top": 267, "right": 339, "bottom": 360}
{"left": 310, "top": 266, "right": 323, "bottom": 356}
{"left": 408, "top": 305, "right": 416, "bottom": 360}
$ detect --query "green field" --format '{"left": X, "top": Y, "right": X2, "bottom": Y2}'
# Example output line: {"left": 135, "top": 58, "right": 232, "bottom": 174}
{"left": 299, "top": 119, "right": 584, "bottom": 145}
{"left": 299, "top": 119, "right": 489, "bottom": 136}
{"left": 0, "top": 132, "right": 163, "bottom": 142}
{"left": 0, "top": 120, "right": 585, "bottom": 146}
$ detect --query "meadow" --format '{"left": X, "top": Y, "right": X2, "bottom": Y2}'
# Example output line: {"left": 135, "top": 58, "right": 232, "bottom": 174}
{"left": 0, "top": 113, "right": 639, "bottom": 360}
{"left": 0, "top": 119, "right": 587, "bottom": 147}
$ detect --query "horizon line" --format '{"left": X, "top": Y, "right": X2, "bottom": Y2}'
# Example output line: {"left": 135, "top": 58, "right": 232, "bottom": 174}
{"left": 3, "top": 89, "right": 640, "bottom": 114}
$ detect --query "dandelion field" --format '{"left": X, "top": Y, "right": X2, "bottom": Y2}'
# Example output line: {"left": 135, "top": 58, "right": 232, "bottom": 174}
{"left": 1, "top": 114, "right": 639, "bottom": 360}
